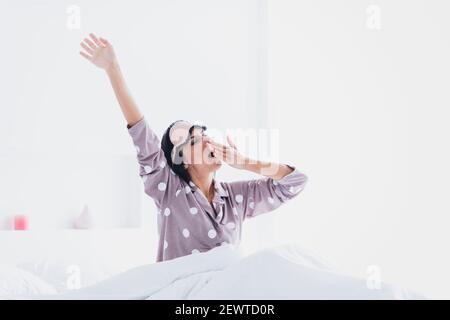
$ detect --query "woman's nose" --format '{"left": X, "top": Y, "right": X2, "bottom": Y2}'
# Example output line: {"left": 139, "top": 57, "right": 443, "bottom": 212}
{"left": 203, "top": 139, "right": 214, "bottom": 151}
{"left": 203, "top": 136, "right": 213, "bottom": 144}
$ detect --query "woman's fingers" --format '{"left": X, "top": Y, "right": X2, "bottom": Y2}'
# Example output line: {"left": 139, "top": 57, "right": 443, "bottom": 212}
{"left": 99, "top": 37, "right": 110, "bottom": 46}
{"left": 80, "top": 42, "right": 94, "bottom": 55}
{"left": 226, "top": 135, "right": 237, "bottom": 149}
{"left": 79, "top": 51, "right": 92, "bottom": 61}
{"left": 83, "top": 37, "right": 97, "bottom": 51}
{"left": 89, "top": 33, "right": 104, "bottom": 47}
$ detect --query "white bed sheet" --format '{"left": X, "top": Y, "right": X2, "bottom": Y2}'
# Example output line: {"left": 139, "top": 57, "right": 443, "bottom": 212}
{"left": 2, "top": 243, "right": 424, "bottom": 300}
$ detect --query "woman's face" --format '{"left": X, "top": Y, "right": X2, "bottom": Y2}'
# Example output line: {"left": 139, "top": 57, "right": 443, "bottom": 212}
{"left": 169, "top": 121, "right": 222, "bottom": 173}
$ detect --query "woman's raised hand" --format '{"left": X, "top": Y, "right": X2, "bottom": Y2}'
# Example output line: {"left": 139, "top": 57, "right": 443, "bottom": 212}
{"left": 79, "top": 33, "right": 117, "bottom": 71}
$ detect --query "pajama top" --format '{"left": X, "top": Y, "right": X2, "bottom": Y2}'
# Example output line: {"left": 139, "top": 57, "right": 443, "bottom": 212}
{"left": 127, "top": 117, "right": 308, "bottom": 262}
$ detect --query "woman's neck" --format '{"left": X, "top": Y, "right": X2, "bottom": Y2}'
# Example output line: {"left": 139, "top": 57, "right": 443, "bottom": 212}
{"left": 190, "top": 172, "right": 215, "bottom": 203}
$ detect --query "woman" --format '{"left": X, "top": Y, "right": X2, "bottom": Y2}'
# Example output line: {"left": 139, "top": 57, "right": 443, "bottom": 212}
{"left": 79, "top": 33, "right": 308, "bottom": 262}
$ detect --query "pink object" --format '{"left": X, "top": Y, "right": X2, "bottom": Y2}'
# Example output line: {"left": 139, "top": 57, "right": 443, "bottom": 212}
{"left": 73, "top": 205, "right": 94, "bottom": 229}
{"left": 14, "top": 215, "right": 28, "bottom": 230}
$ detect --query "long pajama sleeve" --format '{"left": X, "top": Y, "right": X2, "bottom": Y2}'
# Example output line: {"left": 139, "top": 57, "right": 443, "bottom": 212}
{"left": 127, "top": 117, "right": 181, "bottom": 207}
{"left": 226, "top": 166, "right": 308, "bottom": 221}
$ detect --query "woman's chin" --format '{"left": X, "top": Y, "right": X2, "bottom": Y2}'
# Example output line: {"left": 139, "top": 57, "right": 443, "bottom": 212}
{"left": 213, "top": 160, "right": 222, "bottom": 170}
{"left": 203, "top": 156, "right": 222, "bottom": 170}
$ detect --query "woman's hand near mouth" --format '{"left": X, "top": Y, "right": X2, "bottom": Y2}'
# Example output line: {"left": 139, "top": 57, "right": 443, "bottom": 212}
{"left": 206, "top": 136, "right": 248, "bottom": 169}
{"left": 207, "top": 136, "right": 294, "bottom": 180}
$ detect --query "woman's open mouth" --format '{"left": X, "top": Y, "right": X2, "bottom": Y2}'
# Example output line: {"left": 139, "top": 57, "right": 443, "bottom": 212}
{"left": 207, "top": 150, "right": 221, "bottom": 165}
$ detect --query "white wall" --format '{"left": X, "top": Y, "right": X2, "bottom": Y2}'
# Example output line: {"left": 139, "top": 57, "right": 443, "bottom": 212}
{"left": 1, "top": 0, "right": 447, "bottom": 299}
{"left": 0, "top": 0, "right": 266, "bottom": 230}
{"left": 267, "top": 0, "right": 450, "bottom": 299}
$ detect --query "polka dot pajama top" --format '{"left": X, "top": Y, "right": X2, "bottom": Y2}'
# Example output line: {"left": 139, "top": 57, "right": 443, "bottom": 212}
{"left": 127, "top": 117, "right": 308, "bottom": 262}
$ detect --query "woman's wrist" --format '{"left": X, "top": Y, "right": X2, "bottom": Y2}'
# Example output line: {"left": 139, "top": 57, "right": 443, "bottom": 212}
{"left": 243, "top": 160, "right": 291, "bottom": 179}
{"left": 241, "top": 158, "right": 262, "bottom": 172}
{"left": 105, "top": 59, "right": 120, "bottom": 74}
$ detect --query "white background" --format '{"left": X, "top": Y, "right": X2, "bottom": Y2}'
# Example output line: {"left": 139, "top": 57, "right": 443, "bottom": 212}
{"left": 0, "top": 0, "right": 449, "bottom": 298}
{"left": 266, "top": 0, "right": 450, "bottom": 299}
{"left": 0, "top": 0, "right": 265, "bottom": 229}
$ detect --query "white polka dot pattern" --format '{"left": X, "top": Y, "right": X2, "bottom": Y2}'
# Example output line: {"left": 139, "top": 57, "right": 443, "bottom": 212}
{"left": 144, "top": 165, "right": 152, "bottom": 174}
{"left": 158, "top": 182, "right": 167, "bottom": 191}
{"left": 208, "top": 229, "right": 217, "bottom": 239}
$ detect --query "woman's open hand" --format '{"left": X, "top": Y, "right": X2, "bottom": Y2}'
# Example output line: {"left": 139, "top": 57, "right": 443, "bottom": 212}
{"left": 207, "top": 136, "right": 248, "bottom": 170}
{"left": 79, "top": 33, "right": 117, "bottom": 71}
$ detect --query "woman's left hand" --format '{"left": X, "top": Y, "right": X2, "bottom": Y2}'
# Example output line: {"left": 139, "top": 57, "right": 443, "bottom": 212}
{"left": 207, "top": 136, "right": 248, "bottom": 169}
{"left": 80, "top": 33, "right": 117, "bottom": 71}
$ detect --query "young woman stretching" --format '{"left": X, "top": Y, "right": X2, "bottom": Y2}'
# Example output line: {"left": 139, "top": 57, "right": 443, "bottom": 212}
{"left": 79, "top": 33, "right": 308, "bottom": 262}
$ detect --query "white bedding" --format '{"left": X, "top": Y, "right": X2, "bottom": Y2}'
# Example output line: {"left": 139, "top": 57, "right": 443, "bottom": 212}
{"left": 1, "top": 243, "right": 424, "bottom": 300}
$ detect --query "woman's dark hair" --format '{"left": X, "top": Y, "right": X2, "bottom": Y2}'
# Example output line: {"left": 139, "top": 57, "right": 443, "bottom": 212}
{"left": 161, "top": 120, "right": 191, "bottom": 184}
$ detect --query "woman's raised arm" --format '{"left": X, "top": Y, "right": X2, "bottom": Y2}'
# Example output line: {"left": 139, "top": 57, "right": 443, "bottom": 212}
{"left": 79, "top": 33, "right": 142, "bottom": 127}
{"left": 79, "top": 33, "right": 182, "bottom": 207}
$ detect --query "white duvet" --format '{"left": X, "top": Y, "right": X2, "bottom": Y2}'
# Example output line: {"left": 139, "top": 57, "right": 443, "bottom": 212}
{"left": 2, "top": 244, "right": 424, "bottom": 300}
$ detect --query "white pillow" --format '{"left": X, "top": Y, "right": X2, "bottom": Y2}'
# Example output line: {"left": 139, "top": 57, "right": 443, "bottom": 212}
{"left": 17, "top": 257, "right": 109, "bottom": 293}
{"left": 0, "top": 264, "right": 57, "bottom": 298}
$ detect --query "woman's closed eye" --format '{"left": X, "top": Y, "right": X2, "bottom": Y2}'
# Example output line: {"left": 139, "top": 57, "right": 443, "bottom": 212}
{"left": 190, "top": 137, "right": 199, "bottom": 145}
{"left": 190, "top": 134, "right": 207, "bottom": 145}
